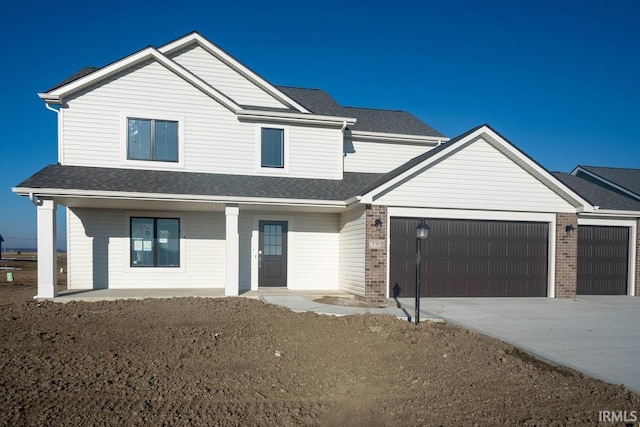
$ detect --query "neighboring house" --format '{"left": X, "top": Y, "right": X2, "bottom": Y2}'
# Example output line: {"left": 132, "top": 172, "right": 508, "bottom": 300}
{"left": 12, "top": 32, "right": 639, "bottom": 301}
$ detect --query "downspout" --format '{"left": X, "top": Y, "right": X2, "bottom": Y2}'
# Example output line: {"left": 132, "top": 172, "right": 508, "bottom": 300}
{"left": 340, "top": 120, "right": 348, "bottom": 133}
{"left": 29, "top": 192, "right": 42, "bottom": 206}
{"left": 44, "top": 103, "right": 62, "bottom": 164}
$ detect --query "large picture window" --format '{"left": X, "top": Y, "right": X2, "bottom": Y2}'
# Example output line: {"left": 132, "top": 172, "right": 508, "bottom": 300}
{"left": 130, "top": 217, "right": 180, "bottom": 267}
{"left": 128, "top": 118, "right": 179, "bottom": 162}
{"left": 261, "top": 127, "right": 284, "bottom": 168}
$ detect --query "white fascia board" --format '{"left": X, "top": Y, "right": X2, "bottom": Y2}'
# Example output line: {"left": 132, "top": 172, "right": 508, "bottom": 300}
{"left": 39, "top": 47, "right": 242, "bottom": 112}
{"left": 12, "top": 187, "right": 347, "bottom": 208}
{"left": 237, "top": 109, "right": 357, "bottom": 127}
{"left": 579, "top": 209, "right": 640, "bottom": 218}
{"left": 158, "top": 32, "right": 311, "bottom": 114}
{"left": 571, "top": 167, "right": 640, "bottom": 201}
{"left": 349, "top": 130, "right": 449, "bottom": 145}
{"left": 360, "top": 125, "right": 594, "bottom": 212}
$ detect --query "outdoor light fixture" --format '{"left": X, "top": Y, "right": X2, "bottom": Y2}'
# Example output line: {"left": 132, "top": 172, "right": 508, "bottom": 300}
{"left": 374, "top": 219, "right": 383, "bottom": 232}
{"left": 415, "top": 219, "right": 430, "bottom": 325}
{"left": 565, "top": 224, "right": 576, "bottom": 233}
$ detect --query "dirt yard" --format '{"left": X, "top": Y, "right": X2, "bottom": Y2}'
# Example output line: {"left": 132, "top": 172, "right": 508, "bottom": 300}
{"left": 1, "top": 254, "right": 639, "bottom": 426}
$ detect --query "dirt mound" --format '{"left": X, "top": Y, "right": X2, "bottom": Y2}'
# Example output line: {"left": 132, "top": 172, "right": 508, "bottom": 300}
{"left": 1, "top": 257, "right": 638, "bottom": 425}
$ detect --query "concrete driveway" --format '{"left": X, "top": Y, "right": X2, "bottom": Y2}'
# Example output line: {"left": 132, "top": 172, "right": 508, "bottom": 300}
{"left": 397, "top": 296, "right": 640, "bottom": 394}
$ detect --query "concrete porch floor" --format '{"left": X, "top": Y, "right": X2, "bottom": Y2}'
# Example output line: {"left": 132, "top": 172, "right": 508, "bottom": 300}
{"left": 50, "top": 288, "right": 353, "bottom": 302}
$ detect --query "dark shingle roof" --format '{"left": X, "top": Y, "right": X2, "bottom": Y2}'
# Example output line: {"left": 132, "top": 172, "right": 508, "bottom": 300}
{"left": 47, "top": 67, "right": 100, "bottom": 92}
{"left": 577, "top": 166, "right": 640, "bottom": 197}
{"left": 553, "top": 172, "right": 640, "bottom": 211}
{"left": 276, "top": 86, "right": 445, "bottom": 137}
{"left": 16, "top": 165, "right": 383, "bottom": 202}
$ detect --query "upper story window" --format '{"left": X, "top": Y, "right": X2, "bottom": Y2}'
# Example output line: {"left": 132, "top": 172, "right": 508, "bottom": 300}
{"left": 261, "top": 127, "right": 285, "bottom": 168}
{"left": 128, "top": 118, "right": 179, "bottom": 162}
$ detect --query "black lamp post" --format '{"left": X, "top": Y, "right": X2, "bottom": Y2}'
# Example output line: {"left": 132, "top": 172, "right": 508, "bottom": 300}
{"left": 415, "top": 219, "right": 429, "bottom": 325}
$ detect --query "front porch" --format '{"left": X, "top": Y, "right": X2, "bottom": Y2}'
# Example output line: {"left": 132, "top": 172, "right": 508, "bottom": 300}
{"left": 49, "top": 287, "right": 353, "bottom": 303}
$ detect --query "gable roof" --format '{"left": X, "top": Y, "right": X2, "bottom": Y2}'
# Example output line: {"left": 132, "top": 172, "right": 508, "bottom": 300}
{"left": 40, "top": 32, "right": 442, "bottom": 138}
{"left": 158, "top": 32, "right": 310, "bottom": 113}
{"left": 359, "top": 124, "right": 593, "bottom": 210}
{"left": 14, "top": 165, "right": 382, "bottom": 203}
{"left": 39, "top": 46, "right": 242, "bottom": 111}
{"left": 572, "top": 166, "right": 640, "bottom": 200}
{"left": 276, "top": 86, "right": 445, "bottom": 138}
{"left": 552, "top": 172, "right": 640, "bottom": 211}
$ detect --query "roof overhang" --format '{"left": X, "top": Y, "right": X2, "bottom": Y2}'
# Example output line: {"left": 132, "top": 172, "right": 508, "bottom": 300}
{"left": 349, "top": 130, "right": 448, "bottom": 145}
{"left": 12, "top": 187, "right": 351, "bottom": 213}
{"left": 38, "top": 46, "right": 242, "bottom": 112}
{"left": 237, "top": 109, "right": 357, "bottom": 127}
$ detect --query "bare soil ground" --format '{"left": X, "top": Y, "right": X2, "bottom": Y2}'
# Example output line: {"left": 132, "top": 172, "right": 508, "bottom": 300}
{"left": 1, "top": 254, "right": 639, "bottom": 426}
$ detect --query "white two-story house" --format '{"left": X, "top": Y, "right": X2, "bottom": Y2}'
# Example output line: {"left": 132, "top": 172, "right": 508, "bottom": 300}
{"left": 14, "top": 32, "right": 639, "bottom": 301}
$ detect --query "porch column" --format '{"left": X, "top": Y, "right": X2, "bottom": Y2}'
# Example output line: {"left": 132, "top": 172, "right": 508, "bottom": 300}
{"left": 225, "top": 205, "right": 240, "bottom": 296}
{"left": 36, "top": 199, "right": 58, "bottom": 298}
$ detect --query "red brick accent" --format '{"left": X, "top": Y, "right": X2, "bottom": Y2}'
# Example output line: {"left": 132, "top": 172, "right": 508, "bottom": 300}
{"left": 555, "top": 213, "right": 578, "bottom": 298}
{"left": 636, "top": 219, "right": 640, "bottom": 297}
{"left": 364, "top": 205, "right": 388, "bottom": 305}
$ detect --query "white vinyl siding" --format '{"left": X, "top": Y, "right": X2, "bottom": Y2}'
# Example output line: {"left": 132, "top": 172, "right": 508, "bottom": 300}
{"left": 61, "top": 60, "right": 342, "bottom": 179}
{"left": 289, "top": 213, "right": 339, "bottom": 290}
{"left": 376, "top": 137, "right": 576, "bottom": 213}
{"left": 67, "top": 208, "right": 225, "bottom": 289}
{"left": 168, "top": 44, "right": 287, "bottom": 109}
{"left": 339, "top": 206, "right": 366, "bottom": 296}
{"left": 344, "top": 140, "right": 434, "bottom": 173}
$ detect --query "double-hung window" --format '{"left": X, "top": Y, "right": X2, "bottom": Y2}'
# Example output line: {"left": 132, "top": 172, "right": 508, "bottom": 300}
{"left": 261, "top": 127, "right": 285, "bottom": 168}
{"left": 128, "top": 118, "right": 179, "bottom": 162}
{"left": 130, "top": 217, "right": 180, "bottom": 267}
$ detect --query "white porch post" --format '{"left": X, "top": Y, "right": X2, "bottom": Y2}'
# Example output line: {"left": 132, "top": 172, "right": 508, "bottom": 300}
{"left": 225, "top": 204, "right": 240, "bottom": 296}
{"left": 36, "top": 199, "right": 58, "bottom": 298}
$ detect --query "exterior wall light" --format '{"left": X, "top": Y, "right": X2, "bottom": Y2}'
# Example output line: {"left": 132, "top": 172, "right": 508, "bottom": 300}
{"left": 565, "top": 224, "right": 576, "bottom": 233}
{"left": 374, "top": 219, "right": 383, "bottom": 232}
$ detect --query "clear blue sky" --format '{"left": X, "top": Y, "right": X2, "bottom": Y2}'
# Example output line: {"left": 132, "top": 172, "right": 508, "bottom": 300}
{"left": 1, "top": 0, "right": 638, "bottom": 250}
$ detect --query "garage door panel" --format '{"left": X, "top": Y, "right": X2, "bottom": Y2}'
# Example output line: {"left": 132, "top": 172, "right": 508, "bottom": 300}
{"left": 390, "top": 217, "right": 548, "bottom": 297}
{"left": 577, "top": 225, "right": 628, "bottom": 295}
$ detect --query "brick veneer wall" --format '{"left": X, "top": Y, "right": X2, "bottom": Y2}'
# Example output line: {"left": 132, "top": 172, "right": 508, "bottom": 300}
{"left": 636, "top": 219, "right": 640, "bottom": 297}
{"left": 555, "top": 213, "right": 578, "bottom": 298}
{"left": 364, "top": 205, "right": 388, "bottom": 305}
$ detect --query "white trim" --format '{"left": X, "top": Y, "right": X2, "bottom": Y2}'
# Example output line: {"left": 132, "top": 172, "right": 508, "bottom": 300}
{"left": 119, "top": 111, "right": 185, "bottom": 169}
{"left": 386, "top": 207, "right": 557, "bottom": 298}
{"left": 123, "top": 211, "right": 186, "bottom": 274}
{"left": 255, "top": 124, "right": 289, "bottom": 175}
{"left": 158, "top": 32, "right": 311, "bottom": 113}
{"left": 251, "top": 214, "right": 293, "bottom": 291}
{"left": 577, "top": 217, "right": 637, "bottom": 296}
{"left": 58, "top": 107, "right": 64, "bottom": 164}
{"left": 349, "top": 130, "right": 448, "bottom": 145}
{"left": 12, "top": 187, "right": 348, "bottom": 208}
{"left": 361, "top": 126, "right": 593, "bottom": 212}
{"left": 572, "top": 167, "right": 640, "bottom": 202}
{"left": 238, "top": 109, "right": 356, "bottom": 127}
{"left": 40, "top": 47, "right": 242, "bottom": 112}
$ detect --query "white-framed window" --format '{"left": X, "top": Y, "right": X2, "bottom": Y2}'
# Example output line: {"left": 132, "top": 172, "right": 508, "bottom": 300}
{"left": 121, "top": 112, "right": 185, "bottom": 169}
{"left": 256, "top": 124, "right": 289, "bottom": 173}
{"left": 130, "top": 217, "right": 180, "bottom": 267}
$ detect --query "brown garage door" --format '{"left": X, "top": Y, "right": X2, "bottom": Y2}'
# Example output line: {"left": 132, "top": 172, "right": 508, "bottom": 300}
{"left": 390, "top": 218, "right": 548, "bottom": 297}
{"left": 577, "top": 226, "right": 628, "bottom": 295}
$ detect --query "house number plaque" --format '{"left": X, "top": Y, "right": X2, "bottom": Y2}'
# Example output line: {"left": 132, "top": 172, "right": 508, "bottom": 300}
{"left": 368, "top": 239, "right": 386, "bottom": 249}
